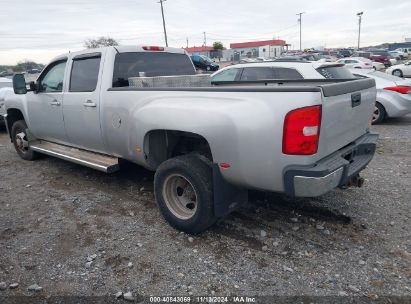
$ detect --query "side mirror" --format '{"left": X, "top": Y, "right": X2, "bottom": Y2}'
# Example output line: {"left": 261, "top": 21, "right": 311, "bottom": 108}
{"left": 12, "top": 74, "right": 27, "bottom": 94}
{"left": 29, "top": 81, "right": 37, "bottom": 92}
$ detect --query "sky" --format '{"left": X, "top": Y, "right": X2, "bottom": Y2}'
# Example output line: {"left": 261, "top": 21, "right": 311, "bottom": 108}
{"left": 0, "top": 0, "right": 410, "bottom": 65}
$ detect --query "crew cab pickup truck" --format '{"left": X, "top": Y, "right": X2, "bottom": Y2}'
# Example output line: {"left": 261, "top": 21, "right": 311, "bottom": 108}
{"left": 3, "top": 46, "right": 378, "bottom": 234}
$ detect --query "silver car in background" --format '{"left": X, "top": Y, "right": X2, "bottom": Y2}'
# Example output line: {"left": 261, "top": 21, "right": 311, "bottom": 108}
{"left": 351, "top": 69, "right": 411, "bottom": 123}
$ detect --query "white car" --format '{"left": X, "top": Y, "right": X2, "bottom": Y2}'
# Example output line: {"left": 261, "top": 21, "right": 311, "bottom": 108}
{"left": 0, "top": 86, "right": 14, "bottom": 126}
{"left": 394, "top": 48, "right": 411, "bottom": 56}
{"left": 371, "top": 61, "right": 385, "bottom": 71}
{"left": 211, "top": 61, "right": 355, "bottom": 83}
{"left": 386, "top": 61, "right": 411, "bottom": 78}
{"left": 389, "top": 50, "right": 406, "bottom": 60}
{"left": 389, "top": 56, "right": 398, "bottom": 66}
{"left": 351, "top": 69, "right": 411, "bottom": 123}
{"left": 0, "top": 78, "right": 13, "bottom": 123}
{"left": 0, "top": 77, "right": 12, "bottom": 89}
{"left": 336, "top": 57, "right": 375, "bottom": 70}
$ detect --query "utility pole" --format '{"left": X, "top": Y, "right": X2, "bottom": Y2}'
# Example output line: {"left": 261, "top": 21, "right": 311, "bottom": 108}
{"left": 203, "top": 32, "right": 207, "bottom": 46}
{"left": 158, "top": 0, "right": 168, "bottom": 47}
{"left": 296, "top": 12, "right": 305, "bottom": 51}
{"left": 186, "top": 37, "right": 189, "bottom": 48}
{"left": 357, "top": 12, "right": 364, "bottom": 50}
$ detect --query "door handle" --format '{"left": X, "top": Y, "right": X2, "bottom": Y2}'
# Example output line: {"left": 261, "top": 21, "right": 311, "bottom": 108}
{"left": 83, "top": 100, "right": 97, "bottom": 107}
{"left": 49, "top": 100, "right": 61, "bottom": 106}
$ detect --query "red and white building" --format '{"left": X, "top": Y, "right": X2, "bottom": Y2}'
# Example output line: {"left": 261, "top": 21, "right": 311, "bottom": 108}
{"left": 183, "top": 46, "right": 215, "bottom": 58}
{"left": 230, "top": 39, "right": 288, "bottom": 59}
{"left": 183, "top": 39, "right": 289, "bottom": 61}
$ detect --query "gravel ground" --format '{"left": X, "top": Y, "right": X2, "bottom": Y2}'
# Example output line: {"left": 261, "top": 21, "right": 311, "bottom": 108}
{"left": 0, "top": 115, "right": 410, "bottom": 302}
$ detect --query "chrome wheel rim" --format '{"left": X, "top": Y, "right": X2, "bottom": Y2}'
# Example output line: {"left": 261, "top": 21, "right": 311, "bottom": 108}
{"left": 372, "top": 106, "right": 380, "bottom": 123}
{"left": 162, "top": 174, "right": 198, "bottom": 220}
{"left": 15, "top": 131, "right": 29, "bottom": 153}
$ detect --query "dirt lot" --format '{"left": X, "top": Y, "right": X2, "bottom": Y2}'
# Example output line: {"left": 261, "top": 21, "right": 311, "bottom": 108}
{"left": 0, "top": 116, "right": 410, "bottom": 302}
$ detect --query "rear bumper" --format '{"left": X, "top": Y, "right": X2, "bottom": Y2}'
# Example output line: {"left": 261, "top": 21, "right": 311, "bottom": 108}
{"left": 284, "top": 133, "right": 378, "bottom": 197}
{"left": 379, "top": 92, "right": 411, "bottom": 118}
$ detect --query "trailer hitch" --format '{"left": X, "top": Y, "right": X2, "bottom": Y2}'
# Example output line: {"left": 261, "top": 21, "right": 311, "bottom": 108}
{"left": 347, "top": 174, "right": 365, "bottom": 188}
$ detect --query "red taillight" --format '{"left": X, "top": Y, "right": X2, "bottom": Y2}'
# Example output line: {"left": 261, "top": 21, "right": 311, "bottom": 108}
{"left": 384, "top": 86, "right": 411, "bottom": 94}
{"left": 142, "top": 46, "right": 164, "bottom": 51}
{"left": 219, "top": 163, "right": 231, "bottom": 169}
{"left": 283, "top": 105, "right": 322, "bottom": 155}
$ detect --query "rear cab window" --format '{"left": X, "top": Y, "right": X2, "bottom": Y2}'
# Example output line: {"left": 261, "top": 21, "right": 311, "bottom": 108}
{"left": 113, "top": 52, "right": 195, "bottom": 87}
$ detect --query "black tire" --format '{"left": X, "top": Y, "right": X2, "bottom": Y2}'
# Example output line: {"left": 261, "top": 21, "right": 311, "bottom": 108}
{"left": 392, "top": 69, "right": 403, "bottom": 78}
{"left": 154, "top": 154, "right": 216, "bottom": 234}
{"left": 11, "top": 120, "right": 38, "bottom": 160}
{"left": 372, "top": 102, "right": 386, "bottom": 124}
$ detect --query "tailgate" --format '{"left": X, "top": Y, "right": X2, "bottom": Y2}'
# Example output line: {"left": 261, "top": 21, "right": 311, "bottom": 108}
{"left": 316, "top": 78, "right": 376, "bottom": 158}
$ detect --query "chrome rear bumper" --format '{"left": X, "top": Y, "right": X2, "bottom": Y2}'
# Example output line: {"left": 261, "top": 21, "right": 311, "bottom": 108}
{"left": 293, "top": 167, "right": 344, "bottom": 197}
{"left": 284, "top": 133, "right": 378, "bottom": 197}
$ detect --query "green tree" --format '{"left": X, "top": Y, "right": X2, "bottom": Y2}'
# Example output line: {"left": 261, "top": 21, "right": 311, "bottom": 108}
{"left": 84, "top": 36, "right": 119, "bottom": 49}
{"left": 213, "top": 41, "right": 224, "bottom": 50}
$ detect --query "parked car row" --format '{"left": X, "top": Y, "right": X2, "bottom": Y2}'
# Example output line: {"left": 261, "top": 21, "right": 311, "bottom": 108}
{"left": 211, "top": 60, "right": 411, "bottom": 124}
{"left": 336, "top": 57, "right": 385, "bottom": 71}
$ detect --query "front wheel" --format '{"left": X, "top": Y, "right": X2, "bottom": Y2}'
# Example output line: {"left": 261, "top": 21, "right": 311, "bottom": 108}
{"left": 11, "top": 120, "right": 38, "bottom": 160}
{"left": 372, "top": 102, "right": 386, "bottom": 124}
{"left": 154, "top": 155, "right": 216, "bottom": 234}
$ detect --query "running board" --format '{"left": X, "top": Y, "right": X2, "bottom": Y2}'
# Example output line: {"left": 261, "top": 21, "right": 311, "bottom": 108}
{"left": 30, "top": 141, "right": 120, "bottom": 173}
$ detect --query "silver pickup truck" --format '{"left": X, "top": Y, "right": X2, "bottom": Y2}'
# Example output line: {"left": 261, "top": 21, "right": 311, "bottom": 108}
{"left": 3, "top": 46, "right": 378, "bottom": 234}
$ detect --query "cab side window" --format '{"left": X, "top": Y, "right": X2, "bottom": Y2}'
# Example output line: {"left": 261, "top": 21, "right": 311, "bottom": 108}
{"left": 38, "top": 60, "right": 67, "bottom": 93}
{"left": 69, "top": 55, "right": 101, "bottom": 92}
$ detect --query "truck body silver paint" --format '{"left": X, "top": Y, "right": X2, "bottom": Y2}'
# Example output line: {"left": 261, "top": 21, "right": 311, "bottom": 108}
{"left": 4, "top": 46, "right": 377, "bottom": 194}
